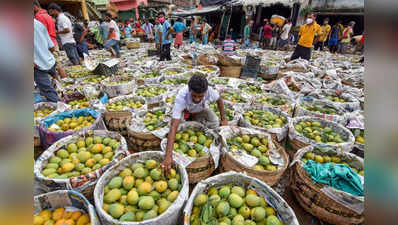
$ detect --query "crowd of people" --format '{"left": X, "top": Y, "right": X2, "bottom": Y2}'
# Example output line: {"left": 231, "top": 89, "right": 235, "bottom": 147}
{"left": 34, "top": 0, "right": 363, "bottom": 103}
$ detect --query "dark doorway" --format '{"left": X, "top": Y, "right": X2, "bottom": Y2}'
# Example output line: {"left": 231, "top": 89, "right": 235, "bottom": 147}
{"left": 316, "top": 14, "right": 364, "bottom": 35}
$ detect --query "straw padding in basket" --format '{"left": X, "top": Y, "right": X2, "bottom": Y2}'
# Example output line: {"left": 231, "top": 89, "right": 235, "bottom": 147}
{"left": 186, "top": 153, "right": 215, "bottom": 184}
{"left": 198, "top": 54, "right": 217, "bottom": 66}
{"left": 220, "top": 66, "right": 242, "bottom": 78}
{"left": 127, "top": 129, "right": 161, "bottom": 152}
{"left": 127, "top": 42, "right": 140, "bottom": 49}
{"left": 103, "top": 111, "right": 132, "bottom": 136}
{"left": 220, "top": 141, "right": 288, "bottom": 186}
{"left": 290, "top": 163, "right": 364, "bottom": 225}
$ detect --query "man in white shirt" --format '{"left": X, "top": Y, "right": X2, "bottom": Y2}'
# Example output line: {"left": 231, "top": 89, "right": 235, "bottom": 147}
{"left": 278, "top": 19, "right": 292, "bottom": 51}
{"left": 48, "top": 3, "right": 80, "bottom": 65}
{"left": 160, "top": 74, "right": 228, "bottom": 174}
{"left": 103, "top": 13, "right": 121, "bottom": 58}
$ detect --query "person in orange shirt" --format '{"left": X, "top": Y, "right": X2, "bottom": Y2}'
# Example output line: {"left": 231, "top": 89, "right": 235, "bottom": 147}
{"left": 290, "top": 13, "right": 321, "bottom": 61}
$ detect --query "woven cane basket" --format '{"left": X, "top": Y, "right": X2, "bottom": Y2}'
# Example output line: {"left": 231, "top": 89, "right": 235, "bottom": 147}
{"left": 186, "top": 154, "right": 215, "bottom": 184}
{"left": 103, "top": 111, "right": 132, "bottom": 136}
{"left": 220, "top": 66, "right": 242, "bottom": 78}
{"left": 290, "top": 163, "right": 364, "bottom": 225}
{"left": 220, "top": 141, "right": 288, "bottom": 186}
{"left": 126, "top": 129, "right": 161, "bottom": 152}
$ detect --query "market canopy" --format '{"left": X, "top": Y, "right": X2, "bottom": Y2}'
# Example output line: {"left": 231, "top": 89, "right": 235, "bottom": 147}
{"left": 199, "top": 0, "right": 232, "bottom": 7}
{"left": 170, "top": 5, "right": 223, "bottom": 16}
{"left": 233, "top": 0, "right": 301, "bottom": 7}
{"left": 311, "top": 0, "right": 364, "bottom": 14}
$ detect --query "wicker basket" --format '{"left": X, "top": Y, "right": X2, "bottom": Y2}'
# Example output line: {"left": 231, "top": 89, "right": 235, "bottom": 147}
{"left": 220, "top": 141, "right": 288, "bottom": 186}
{"left": 103, "top": 111, "right": 132, "bottom": 136}
{"left": 220, "top": 66, "right": 242, "bottom": 78}
{"left": 126, "top": 129, "right": 161, "bottom": 152}
{"left": 291, "top": 160, "right": 364, "bottom": 224}
{"left": 197, "top": 54, "right": 217, "bottom": 66}
{"left": 216, "top": 54, "right": 241, "bottom": 66}
{"left": 186, "top": 154, "right": 216, "bottom": 184}
{"left": 127, "top": 42, "right": 140, "bottom": 49}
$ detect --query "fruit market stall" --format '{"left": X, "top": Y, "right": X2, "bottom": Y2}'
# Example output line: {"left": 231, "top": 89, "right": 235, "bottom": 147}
{"left": 34, "top": 39, "right": 365, "bottom": 225}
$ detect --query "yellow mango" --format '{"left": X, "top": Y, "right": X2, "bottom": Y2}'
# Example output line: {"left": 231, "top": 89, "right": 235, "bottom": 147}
{"left": 52, "top": 208, "right": 65, "bottom": 221}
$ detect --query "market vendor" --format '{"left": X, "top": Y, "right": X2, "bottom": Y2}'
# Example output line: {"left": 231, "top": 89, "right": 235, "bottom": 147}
{"left": 160, "top": 75, "right": 228, "bottom": 174}
{"left": 290, "top": 13, "right": 321, "bottom": 61}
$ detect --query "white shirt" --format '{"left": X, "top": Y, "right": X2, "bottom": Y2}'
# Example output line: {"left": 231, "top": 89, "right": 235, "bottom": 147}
{"left": 108, "top": 20, "right": 120, "bottom": 41}
{"left": 56, "top": 13, "right": 75, "bottom": 45}
{"left": 172, "top": 86, "right": 220, "bottom": 119}
{"left": 280, "top": 23, "right": 292, "bottom": 40}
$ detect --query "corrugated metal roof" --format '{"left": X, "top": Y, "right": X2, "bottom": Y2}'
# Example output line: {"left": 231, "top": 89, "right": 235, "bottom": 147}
{"left": 170, "top": 5, "right": 222, "bottom": 16}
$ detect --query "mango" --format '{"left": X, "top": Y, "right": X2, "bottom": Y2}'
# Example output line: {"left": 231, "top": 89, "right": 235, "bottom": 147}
{"left": 219, "top": 186, "right": 231, "bottom": 199}
{"left": 104, "top": 189, "right": 121, "bottom": 204}
{"left": 109, "top": 176, "right": 123, "bottom": 189}
{"left": 229, "top": 193, "right": 244, "bottom": 208}
{"left": 168, "top": 178, "right": 178, "bottom": 191}
{"left": 109, "top": 203, "right": 124, "bottom": 219}
{"left": 39, "top": 209, "right": 52, "bottom": 221}
{"left": 127, "top": 190, "right": 139, "bottom": 205}
{"left": 145, "top": 159, "right": 157, "bottom": 169}
{"left": 134, "top": 167, "right": 146, "bottom": 178}
{"left": 138, "top": 182, "right": 152, "bottom": 195}
{"left": 150, "top": 168, "right": 162, "bottom": 181}
{"left": 119, "top": 211, "right": 135, "bottom": 222}
{"left": 52, "top": 208, "right": 65, "bottom": 221}
{"left": 266, "top": 215, "right": 281, "bottom": 225}
{"left": 138, "top": 196, "right": 154, "bottom": 210}
{"left": 155, "top": 181, "right": 168, "bottom": 193}
{"left": 57, "top": 149, "right": 69, "bottom": 159}
{"left": 143, "top": 209, "right": 157, "bottom": 220}
{"left": 34, "top": 216, "right": 44, "bottom": 225}
{"left": 232, "top": 214, "right": 245, "bottom": 225}
{"left": 123, "top": 176, "right": 135, "bottom": 190}
{"left": 245, "top": 194, "right": 260, "bottom": 207}
{"left": 193, "top": 194, "right": 208, "bottom": 206}
{"left": 167, "top": 190, "right": 179, "bottom": 202}
{"left": 216, "top": 201, "right": 230, "bottom": 217}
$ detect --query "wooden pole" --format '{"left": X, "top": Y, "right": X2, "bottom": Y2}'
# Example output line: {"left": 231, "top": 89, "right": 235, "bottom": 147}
{"left": 217, "top": 10, "right": 226, "bottom": 39}
{"left": 81, "top": 0, "right": 89, "bottom": 20}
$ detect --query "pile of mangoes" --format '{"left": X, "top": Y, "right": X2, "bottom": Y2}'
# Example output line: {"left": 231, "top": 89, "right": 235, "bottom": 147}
{"left": 48, "top": 115, "right": 95, "bottom": 132}
{"left": 301, "top": 103, "right": 340, "bottom": 115}
{"left": 352, "top": 128, "right": 364, "bottom": 144}
{"left": 191, "top": 185, "right": 283, "bottom": 225}
{"left": 106, "top": 99, "right": 144, "bottom": 111}
{"left": 210, "top": 78, "right": 229, "bottom": 86}
{"left": 136, "top": 86, "right": 167, "bottom": 98}
{"left": 294, "top": 120, "right": 346, "bottom": 144}
{"left": 41, "top": 136, "right": 120, "bottom": 179}
{"left": 198, "top": 66, "right": 217, "bottom": 73}
{"left": 172, "top": 129, "right": 213, "bottom": 158}
{"left": 34, "top": 208, "right": 90, "bottom": 225}
{"left": 137, "top": 72, "right": 160, "bottom": 79}
{"left": 255, "top": 96, "right": 288, "bottom": 107}
{"left": 34, "top": 107, "right": 56, "bottom": 119}
{"left": 161, "top": 78, "right": 188, "bottom": 85}
{"left": 221, "top": 91, "right": 247, "bottom": 103}
{"left": 226, "top": 135, "right": 278, "bottom": 171}
{"left": 302, "top": 151, "right": 364, "bottom": 176}
{"left": 101, "top": 159, "right": 182, "bottom": 222}
{"left": 166, "top": 96, "right": 176, "bottom": 104}
{"left": 244, "top": 110, "right": 287, "bottom": 129}
{"left": 108, "top": 77, "right": 134, "bottom": 85}
{"left": 68, "top": 98, "right": 90, "bottom": 109}
{"left": 81, "top": 75, "right": 107, "bottom": 84}
{"left": 69, "top": 70, "right": 92, "bottom": 78}
{"left": 326, "top": 95, "right": 346, "bottom": 103}
{"left": 144, "top": 110, "right": 167, "bottom": 131}
{"left": 65, "top": 65, "right": 84, "bottom": 72}
{"left": 238, "top": 83, "right": 263, "bottom": 95}
{"left": 209, "top": 102, "right": 234, "bottom": 121}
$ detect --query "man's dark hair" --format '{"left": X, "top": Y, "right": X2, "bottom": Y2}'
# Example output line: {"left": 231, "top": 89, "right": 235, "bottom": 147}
{"left": 324, "top": 17, "right": 330, "bottom": 22}
{"left": 177, "top": 18, "right": 182, "bottom": 22}
{"left": 188, "top": 74, "right": 208, "bottom": 93}
{"left": 158, "top": 12, "right": 165, "bottom": 16}
{"left": 105, "top": 12, "right": 112, "bottom": 18}
{"left": 48, "top": 3, "right": 62, "bottom": 12}
{"left": 33, "top": 0, "right": 41, "bottom": 8}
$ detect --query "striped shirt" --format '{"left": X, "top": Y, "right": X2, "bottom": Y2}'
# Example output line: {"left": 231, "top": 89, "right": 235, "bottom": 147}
{"left": 223, "top": 39, "right": 235, "bottom": 56}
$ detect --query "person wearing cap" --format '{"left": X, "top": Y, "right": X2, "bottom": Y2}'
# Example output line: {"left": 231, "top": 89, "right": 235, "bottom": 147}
{"left": 159, "top": 74, "right": 228, "bottom": 175}
{"left": 339, "top": 21, "right": 355, "bottom": 54}
{"left": 262, "top": 19, "right": 272, "bottom": 49}
{"left": 48, "top": 3, "right": 81, "bottom": 65}
{"left": 290, "top": 13, "right": 321, "bottom": 61}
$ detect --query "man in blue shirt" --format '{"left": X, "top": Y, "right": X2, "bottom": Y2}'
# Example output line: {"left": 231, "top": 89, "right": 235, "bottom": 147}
{"left": 158, "top": 12, "right": 173, "bottom": 61}
{"left": 172, "top": 18, "right": 186, "bottom": 49}
{"left": 34, "top": 19, "right": 59, "bottom": 102}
